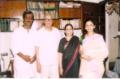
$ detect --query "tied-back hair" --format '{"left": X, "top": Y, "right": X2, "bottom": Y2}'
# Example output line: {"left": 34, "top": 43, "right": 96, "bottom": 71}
{"left": 82, "top": 18, "right": 99, "bottom": 39}
{"left": 64, "top": 23, "right": 74, "bottom": 36}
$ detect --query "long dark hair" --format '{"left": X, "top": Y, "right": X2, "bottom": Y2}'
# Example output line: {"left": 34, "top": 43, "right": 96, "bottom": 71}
{"left": 82, "top": 18, "right": 98, "bottom": 39}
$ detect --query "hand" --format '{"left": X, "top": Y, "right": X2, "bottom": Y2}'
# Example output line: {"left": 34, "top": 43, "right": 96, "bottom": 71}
{"left": 23, "top": 55, "right": 31, "bottom": 62}
{"left": 59, "top": 67, "right": 63, "bottom": 76}
{"left": 30, "top": 55, "right": 36, "bottom": 63}
{"left": 81, "top": 54, "right": 92, "bottom": 61}
{"left": 36, "top": 62, "right": 41, "bottom": 73}
{"left": 85, "top": 55, "right": 92, "bottom": 61}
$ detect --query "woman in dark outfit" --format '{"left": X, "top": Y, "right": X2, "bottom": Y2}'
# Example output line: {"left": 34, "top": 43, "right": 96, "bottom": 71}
{"left": 58, "top": 23, "right": 81, "bottom": 78}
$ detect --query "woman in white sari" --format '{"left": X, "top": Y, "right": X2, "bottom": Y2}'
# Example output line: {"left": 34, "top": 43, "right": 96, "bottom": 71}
{"left": 79, "top": 19, "right": 109, "bottom": 79}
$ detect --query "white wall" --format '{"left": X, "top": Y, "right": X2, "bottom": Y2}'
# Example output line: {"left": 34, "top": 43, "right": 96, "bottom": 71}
{"left": 106, "top": 11, "right": 119, "bottom": 62}
{"left": 0, "top": 32, "right": 12, "bottom": 71}
{"left": 0, "top": 32, "right": 12, "bottom": 53}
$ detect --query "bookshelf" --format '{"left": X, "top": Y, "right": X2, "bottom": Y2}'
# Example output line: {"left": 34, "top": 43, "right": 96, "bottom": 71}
{"left": 27, "top": 1, "right": 59, "bottom": 19}
{"left": 27, "top": 1, "right": 83, "bottom": 29}
{"left": 0, "top": 18, "right": 20, "bottom": 32}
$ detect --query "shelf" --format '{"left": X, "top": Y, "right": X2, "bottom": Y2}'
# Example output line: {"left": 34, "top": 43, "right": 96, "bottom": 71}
{"left": 0, "top": 18, "right": 20, "bottom": 32}
{"left": 28, "top": 8, "right": 58, "bottom": 11}
{"left": 27, "top": 1, "right": 83, "bottom": 29}
{"left": 27, "top": 1, "right": 59, "bottom": 19}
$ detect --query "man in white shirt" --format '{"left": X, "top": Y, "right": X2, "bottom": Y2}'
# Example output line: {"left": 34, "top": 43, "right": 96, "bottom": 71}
{"left": 12, "top": 11, "right": 36, "bottom": 78}
{"left": 35, "top": 14, "right": 61, "bottom": 78}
